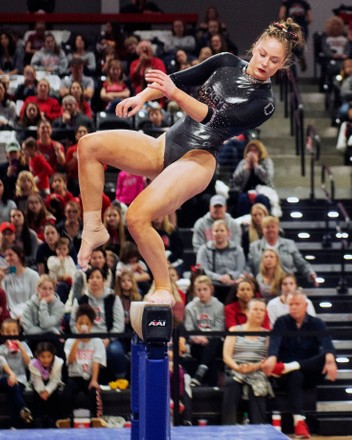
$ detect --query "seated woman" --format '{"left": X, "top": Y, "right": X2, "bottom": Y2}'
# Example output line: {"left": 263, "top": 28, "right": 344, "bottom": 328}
{"left": 196, "top": 219, "right": 245, "bottom": 303}
{"left": 224, "top": 276, "right": 271, "bottom": 330}
{"left": 0, "top": 245, "right": 39, "bottom": 320}
{"left": 184, "top": 275, "right": 224, "bottom": 387}
{"left": 70, "top": 267, "right": 127, "bottom": 380}
{"left": 256, "top": 249, "right": 285, "bottom": 302}
{"left": 10, "top": 207, "right": 38, "bottom": 267}
{"left": 222, "top": 298, "right": 273, "bottom": 424}
{"left": 231, "top": 140, "right": 274, "bottom": 216}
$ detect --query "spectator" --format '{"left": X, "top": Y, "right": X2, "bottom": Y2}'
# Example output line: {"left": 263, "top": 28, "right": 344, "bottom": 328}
{"left": 59, "top": 304, "right": 106, "bottom": 427}
{"left": 196, "top": 219, "right": 245, "bottom": 301}
{"left": 256, "top": 249, "right": 285, "bottom": 301}
{"left": 24, "top": 20, "right": 46, "bottom": 64}
{"left": 56, "top": 200, "right": 82, "bottom": 256}
{"left": 10, "top": 208, "right": 38, "bottom": 267}
{"left": 28, "top": 341, "right": 63, "bottom": 428}
{"left": 25, "top": 193, "right": 55, "bottom": 241}
{"left": 70, "top": 267, "right": 127, "bottom": 380}
{"left": 22, "top": 137, "right": 53, "bottom": 196}
{"left": 30, "top": 32, "right": 68, "bottom": 76}
{"left": 0, "top": 178, "right": 16, "bottom": 223}
{"left": 224, "top": 276, "right": 271, "bottom": 330}
{"left": 53, "top": 95, "right": 95, "bottom": 134}
{"left": 59, "top": 58, "right": 94, "bottom": 100}
{"left": 116, "top": 241, "right": 151, "bottom": 295}
{"left": 0, "top": 335, "right": 33, "bottom": 427}
{"left": 103, "top": 204, "right": 128, "bottom": 258}
{"left": 184, "top": 275, "right": 224, "bottom": 387}
{"left": 247, "top": 216, "right": 318, "bottom": 284}
{"left": 232, "top": 139, "right": 274, "bottom": 216}
{"left": 20, "top": 78, "right": 62, "bottom": 122}
{"left": 115, "top": 269, "right": 142, "bottom": 333}
{"left": 0, "top": 30, "right": 24, "bottom": 75}
{"left": 66, "top": 33, "right": 96, "bottom": 76}
{"left": 0, "top": 79, "right": 16, "bottom": 129}
{"left": 22, "top": 274, "right": 65, "bottom": 336}
{"left": 47, "top": 237, "right": 77, "bottom": 303}
{"left": 14, "top": 65, "right": 38, "bottom": 101}
{"left": 267, "top": 273, "right": 316, "bottom": 327}
{"left": 115, "top": 170, "right": 146, "bottom": 206}
{"left": 129, "top": 40, "right": 166, "bottom": 94}
{"left": 151, "top": 215, "right": 184, "bottom": 269}
{"left": 263, "top": 291, "right": 338, "bottom": 439}
{"left": 222, "top": 298, "right": 272, "bottom": 424}
{"left": 192, "top": 194, "right": 242, "bottom": 252}
{"left": 69, "top": 81, "right": 93, "bottom": 119}
{"left": 36, "top": 119, "right": 65, "bottom": 171}
{"left": 100, "top": 59, "right": 131, "bottom": 112}
{"left": 64, "top": 125, "right": 89, "bottom": 196}
{"left": 0, "top": 244, "right": 39, "bottom": 320}
{"left": 0, "top": 140, "right": 28, "bottom": 199}
{"left": 36, "top": 223, "right": 76, "bottom": 275}
{"left": 241, "top": 203, "right": 269, "bottom": 257}
{"left": 14, "top": 170, "right": 39, "bottom": 212}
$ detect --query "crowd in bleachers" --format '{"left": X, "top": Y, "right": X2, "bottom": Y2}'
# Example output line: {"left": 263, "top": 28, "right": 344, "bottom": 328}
{"left": 0, "top": 2, "right": 341, "bottom": 436}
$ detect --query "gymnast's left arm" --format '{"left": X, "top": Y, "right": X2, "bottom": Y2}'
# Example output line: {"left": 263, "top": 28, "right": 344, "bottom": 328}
{"left": 145, "top": 69, "right": 209, "bottom": 123}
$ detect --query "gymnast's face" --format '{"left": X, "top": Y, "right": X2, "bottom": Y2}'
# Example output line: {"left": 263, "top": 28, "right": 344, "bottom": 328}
{"left": 247, "top": 37, "right": 285, "bottom": 81}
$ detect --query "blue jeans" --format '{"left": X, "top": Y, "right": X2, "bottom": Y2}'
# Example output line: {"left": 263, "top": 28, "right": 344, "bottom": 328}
{"left": 106, "top": 339, "right": 128, "bottom": 379}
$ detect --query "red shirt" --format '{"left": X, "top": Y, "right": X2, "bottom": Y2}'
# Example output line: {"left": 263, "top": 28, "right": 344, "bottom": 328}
{"left": 20, "top": 95, "right": 62, "bottom": 122}
{"left": 29, "top": 153, "right": 53, "bottom": 192}
{"left": 224, "top": 301, "right": 271, "bottom": 330}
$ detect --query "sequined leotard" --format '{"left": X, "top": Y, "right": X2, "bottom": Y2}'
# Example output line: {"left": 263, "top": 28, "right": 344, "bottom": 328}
{"left": 164, "top": 52, "right": 275, "bottom": 167}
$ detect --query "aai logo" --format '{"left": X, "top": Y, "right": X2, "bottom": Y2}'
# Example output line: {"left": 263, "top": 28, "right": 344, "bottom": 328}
{"left": 148, "top": 320, "right": 166, "bottom": 327}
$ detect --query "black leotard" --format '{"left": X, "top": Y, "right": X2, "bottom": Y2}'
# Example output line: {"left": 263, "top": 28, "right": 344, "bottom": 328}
{"left": 164, "top": 52, "right": 275, "bottom": 167}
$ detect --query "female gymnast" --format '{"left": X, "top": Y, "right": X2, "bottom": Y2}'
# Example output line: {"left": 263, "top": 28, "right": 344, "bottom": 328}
{"left": 77, "top": 19, "right": 304, "bottom": 305}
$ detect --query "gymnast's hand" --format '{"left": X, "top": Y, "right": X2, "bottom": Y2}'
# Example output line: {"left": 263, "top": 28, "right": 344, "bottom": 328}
{"left": 116, "top": 95, "right": 144, "bottom": 118}
{"left": 145, "top": 69, "right": 177, "bottom": 100}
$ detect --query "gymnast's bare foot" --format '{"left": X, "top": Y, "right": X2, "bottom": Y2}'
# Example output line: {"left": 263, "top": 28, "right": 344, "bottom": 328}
{"left": 78, "top": 226, "right": 110, "bottom": 269}
{"left": 146, "top": 289, "right": 176, "bottom": 306}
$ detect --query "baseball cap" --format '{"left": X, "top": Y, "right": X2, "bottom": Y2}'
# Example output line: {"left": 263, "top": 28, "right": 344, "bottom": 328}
{"left": 0, "top": 222, "right": 16, "bottom": 233}
{"left": 210, "top": 195, "right": 226, "bottom": 207}
{"left": 5, "top": 140, "right": 21, "bottom": 153}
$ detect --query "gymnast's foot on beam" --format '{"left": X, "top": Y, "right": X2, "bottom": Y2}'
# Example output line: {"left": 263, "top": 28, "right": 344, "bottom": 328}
{"left": 78, "top": 211, "right": 110, "bottom": 269}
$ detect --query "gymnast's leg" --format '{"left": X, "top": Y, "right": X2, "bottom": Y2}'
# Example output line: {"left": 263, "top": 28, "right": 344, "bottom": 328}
{"left": 77, "top": 129, "right": 164, "bottom": 269}
{"left": 126, "top": 149, "right": 216, "bottom": 303}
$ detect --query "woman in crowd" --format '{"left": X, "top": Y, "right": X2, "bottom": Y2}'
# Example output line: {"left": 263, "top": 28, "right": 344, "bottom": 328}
{"left": 232, "top": 139, "right": 274, "bottom": 216}
{"left": 14, "top": 170, "right": 39, "bottom": 212}
{"left": 70, "top": 267, "right": 127, "bottom": 380}
{"left": 66, "top": 33, "right": 96, "bottom": 75}
{"left": 222, "top": 298, "right": 272, "bottom": 424}
{"left": 77, "top": 19, "right": 304, "bottom": 306}
{"left": 0, "top": 245, "right": 39, "bottom": 320}
{"left": 31, "top": 33, "right": 68, "bottom": 75}
{"left": 0, "top": 178, "right": 16, "bottom": 223}
{"left": 10, "top": 207, "right": 38, "bottom": 267}
{"left": 256, "top": 249, "right": 285, "bottom": 301}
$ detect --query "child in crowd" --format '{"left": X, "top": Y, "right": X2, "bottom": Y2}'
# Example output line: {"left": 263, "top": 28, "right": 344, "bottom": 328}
{"left": 47, "top": 237, "right": 77, "bottom": 303}
{"left": 115, "top": 269, "right": 142, "bottom": 333}
{"left": 28, "top": 341, "right": 63, "bottom": 428}
{"left": 0, "top": 318, "right": 33, "bottom": 427}
{"left": 184, "top": 275, "right": 225, "bottom": 387}
{"left": 58, "top": 304, "right": 106, "bottom": 428}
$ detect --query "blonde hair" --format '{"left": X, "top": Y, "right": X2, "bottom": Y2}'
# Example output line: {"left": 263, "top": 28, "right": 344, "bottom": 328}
{"left": 259, "top": 249, "right": 285, "bottom": 295}
{"left": 37, "top": 274, "right": 56, "bottom": 291}
{"left": 115, "top": 269, "right": 142, "bottom": 301}
{"left": 249, "top": 203, "right": 269, "bottom": 243}
{"left": 243, "top": 139, "right": 268, "bottom": 160}
{"left": 15, "top": 171, "right": 39, "bottom": 197}
{"left": 252, "top": 18, "right": 305, "bottom": 67}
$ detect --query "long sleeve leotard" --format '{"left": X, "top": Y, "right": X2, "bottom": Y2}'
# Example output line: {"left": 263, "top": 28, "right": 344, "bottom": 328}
{"left": 164, "top": 52, "right": 275, "bottom": 167}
